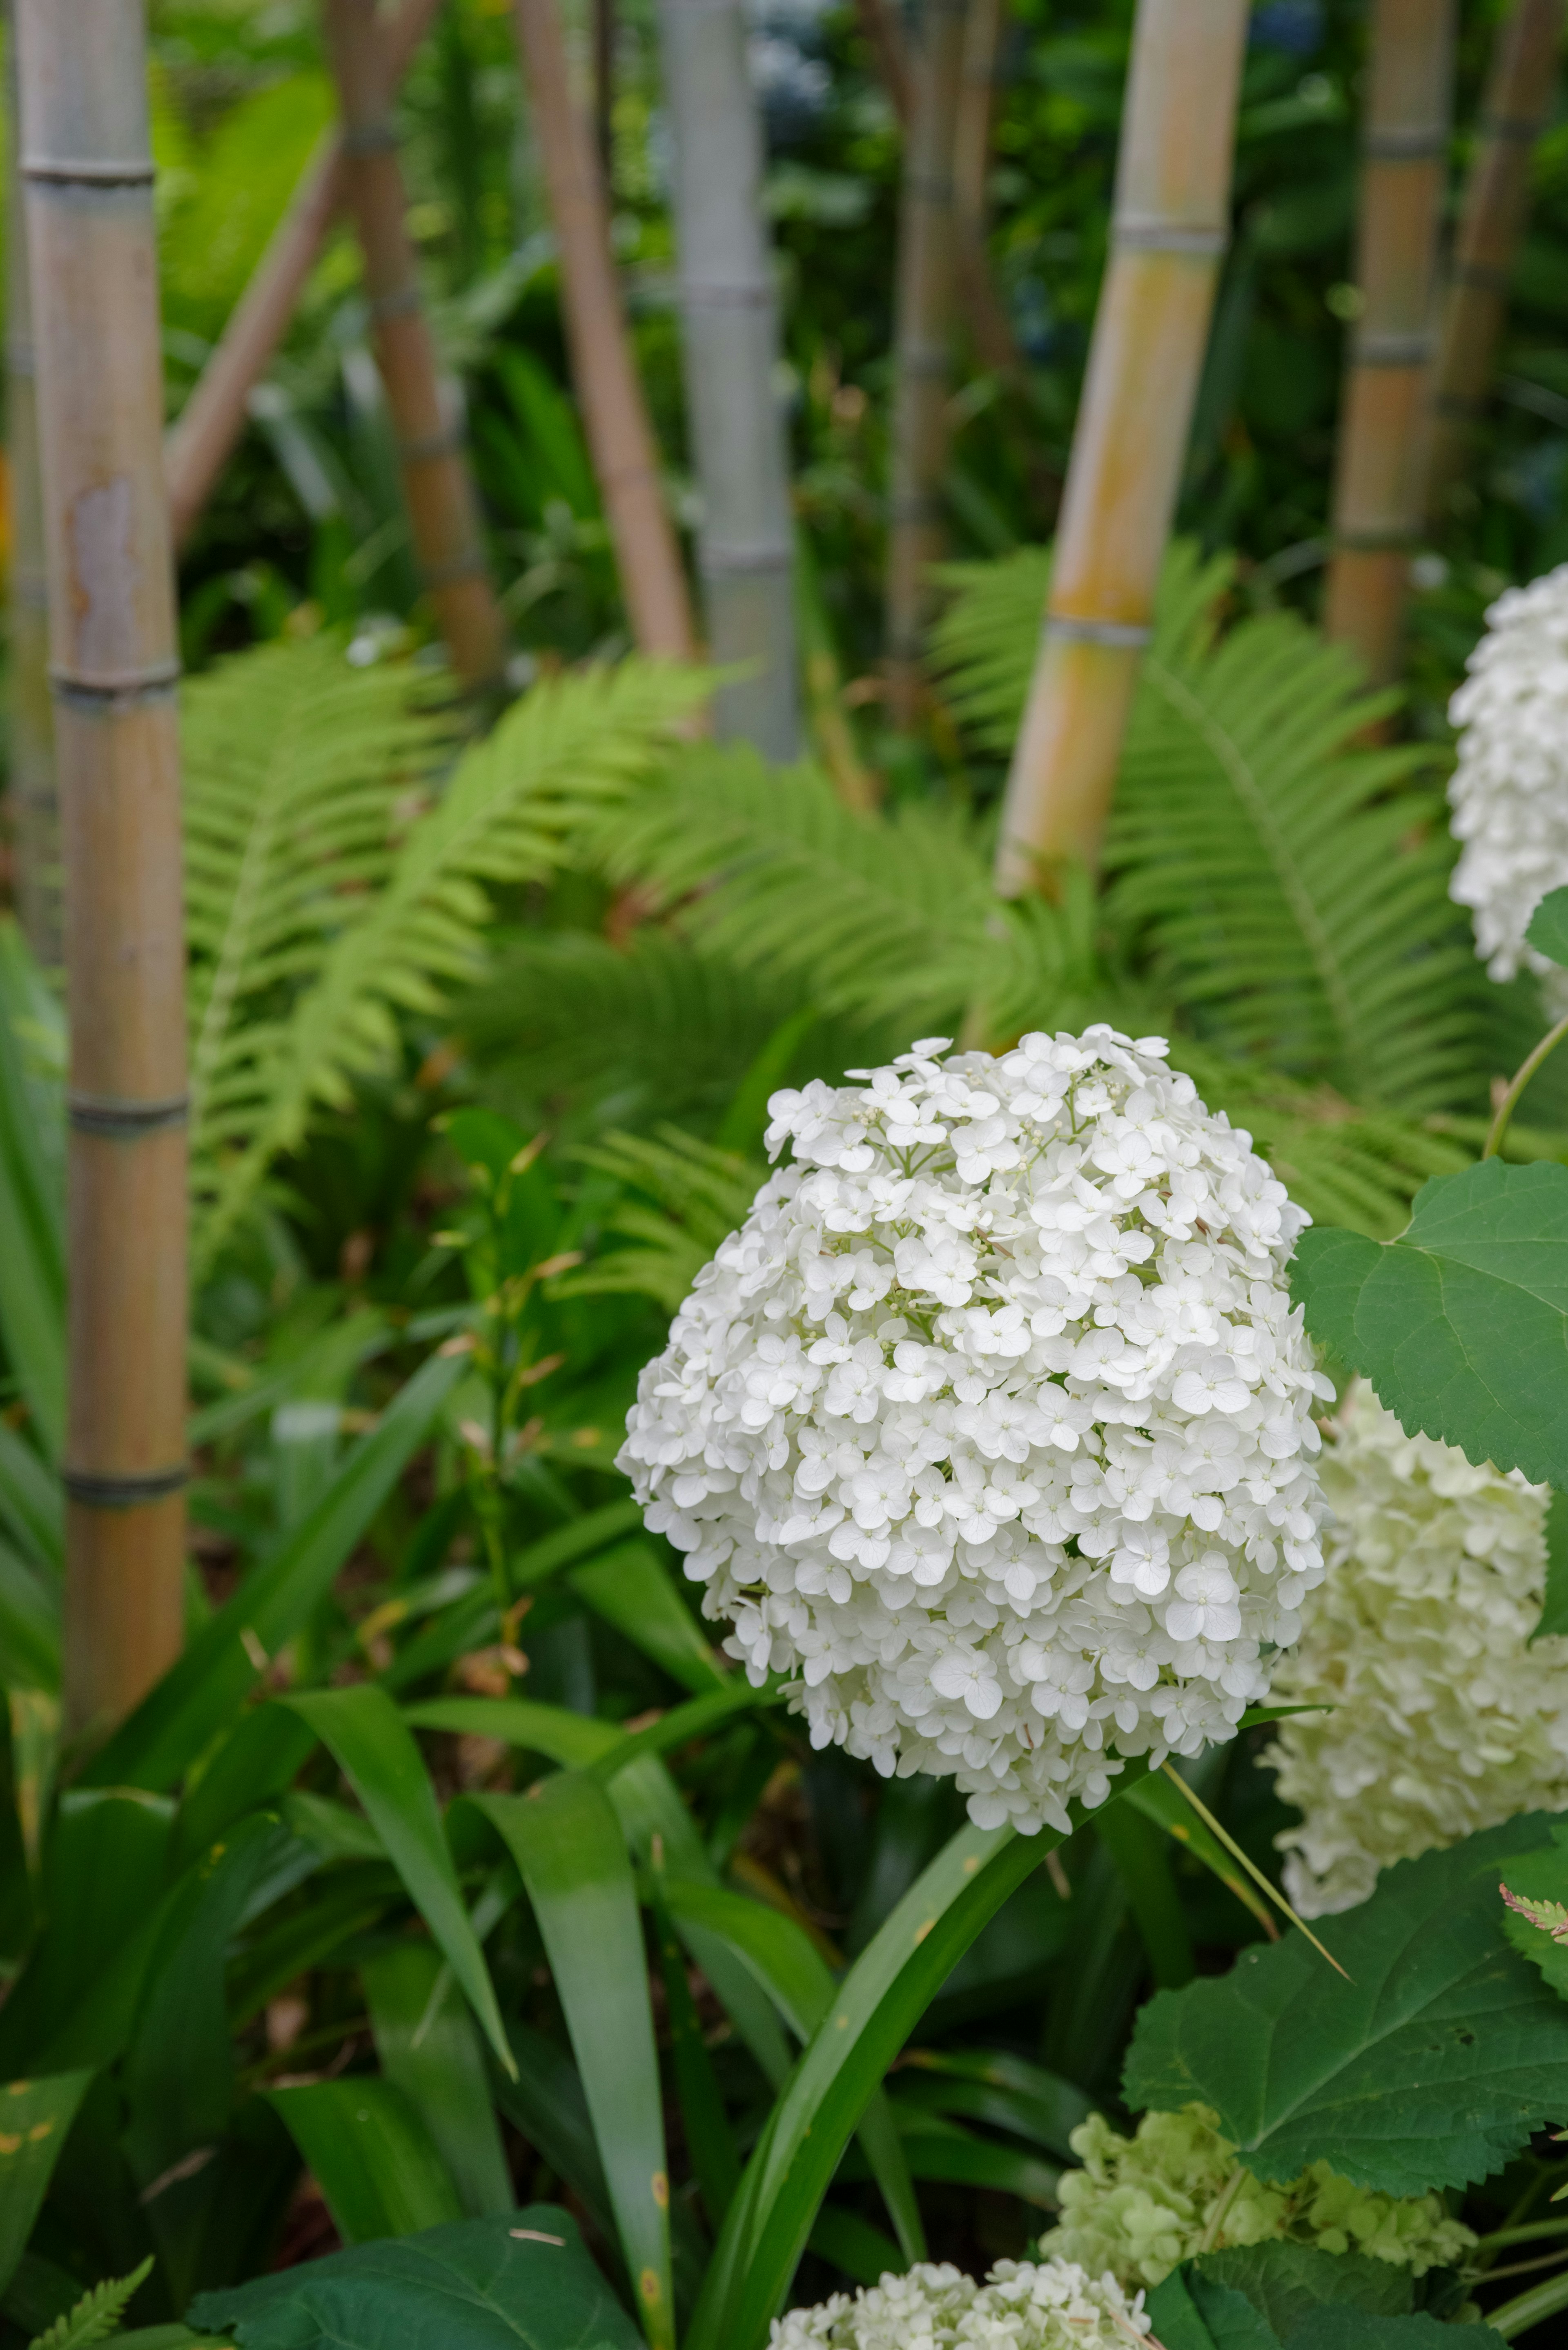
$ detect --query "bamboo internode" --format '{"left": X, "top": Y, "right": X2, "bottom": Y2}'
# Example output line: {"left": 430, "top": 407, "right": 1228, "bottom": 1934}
{"left": 993, "top": 0, "right": 1248, "bottom": 892}
{"left": 5, "top": 0, "right": 57, "bottom": 966}
{"left": 17, "top": 0, "right": 188, "bottom": 1733}
{"left": 1423, "top": 0, "right": 1563, "bottom": 526}
{"left": 657, "top": 0, "right": 800, "bottom": 756}
{"left": 1324, "top": 0, "right": 1456, "bottom": 683}
{"left": 886, "top": 0, "right": 968, "bottom": 727}
{"left": 511, "top": 0, "right": 695, "bottom": 661}
{"left": 323, "top": 0, "right": 507, "bottom": 690}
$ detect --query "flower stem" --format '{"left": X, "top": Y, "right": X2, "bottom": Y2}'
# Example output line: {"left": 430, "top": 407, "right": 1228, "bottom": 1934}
{"left": 1483, "top": 1008, "right": 1568, "bottom": 1158}
{"left": 1198, "top": 2163, "right": 1247, "bottom": 2253}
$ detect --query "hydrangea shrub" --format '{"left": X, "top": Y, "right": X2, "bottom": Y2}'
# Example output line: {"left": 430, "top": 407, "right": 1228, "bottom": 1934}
{"left": 619, "top": 1030, "right": 1330, "bottom": 1833}
{"left": 1037, "top": 2105, "right": 1476, "bottom": 2290}
{"left": 768, "top": 2258, "right": 1149, "bottom": 2349}
{"left": 1265, "top": 1382, "right": 1568, "bottom": 1917}
{"left": 1448, "top": 562, "right": 1568, "bottom": 1003}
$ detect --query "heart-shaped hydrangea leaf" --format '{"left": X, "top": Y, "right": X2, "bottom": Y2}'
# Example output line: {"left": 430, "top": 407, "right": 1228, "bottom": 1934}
{"left": 1526, "top": 885, "right": 1568, "bottom": 970}
{"left": 1290, "top": 1158, "right": 1568, "bottom": 1487}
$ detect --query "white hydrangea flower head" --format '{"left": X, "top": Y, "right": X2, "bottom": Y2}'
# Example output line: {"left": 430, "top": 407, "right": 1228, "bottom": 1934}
{"left": 617, "top": 1028, "right": 1331, "bottom": 1835}
{"left": 1265, "top": 1381, "right": 1568, "bottom": 1917}
{"left": 1448, "top": 562, "right": 1568, "bottom": 1007}
{"left": 1038, "top": 2106, "right": 1475, "bottom": 2291}
{"left": 768, "top": 2256, "right": 1149, "bottom": 2350}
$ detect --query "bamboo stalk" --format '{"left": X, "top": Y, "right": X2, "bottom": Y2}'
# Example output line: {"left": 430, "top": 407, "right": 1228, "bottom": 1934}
{"left": 16, "top": 0, "right": 188, "bottom": 1734}
{"left": 993, "top": 0, "right": 1249, "bottom": 892}
{"left": 323, "top": 0, "right": 506, "bottom": 689}
{"left": 855, "top": 0, "right": 912, "bottom": 121}
{"left": 952, "top": 0, "right": 1020, "bottom": 378}
{"left": 885, "top": 0, "right": 968, "bottom": 728}
{"left": 164, "top": 0, "right": 445, "bottom": 553}
{"left": 511, "top": 0, "right": 695, "bottom": 660}
{"left": 1323, "top": 0, "right": 1456, "bottom": 683}
{"left": 4, "top": 0, "right": 57, "bottom": 965}
{"left": 656, "top": 0, "right": 800, "bottom": 756}
{"left": 1423, "top": 0, "right": 1562, "bottom": 526}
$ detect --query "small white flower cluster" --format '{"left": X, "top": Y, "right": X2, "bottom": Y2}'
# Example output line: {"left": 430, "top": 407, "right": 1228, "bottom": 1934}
{"left": 1448, "top": 562, "right": 1568, "bottom": 1003}
{"left": 619, "top": 1029, "right": 1330, "bottom": 1834}
{"left": 768, "top": 2258, "right": 1149, "bottom": 2350}
{"left": 1266, "top": 1382, "right": 1568, "bottom": 1917}
{"left": 1039, "top": 2106, "right": 1475, "bottom": 2290}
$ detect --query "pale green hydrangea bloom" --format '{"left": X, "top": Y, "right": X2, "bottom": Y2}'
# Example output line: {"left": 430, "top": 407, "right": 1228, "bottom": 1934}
{"left": 768, "top": 2257, "right": 1149, "bottom": 2348}
{"left": 1036, "top": 2106, "right": 1474, "bottom": 2289}
{"left": 1265, "top": 1382, "right": 1568, "bottom": 1917}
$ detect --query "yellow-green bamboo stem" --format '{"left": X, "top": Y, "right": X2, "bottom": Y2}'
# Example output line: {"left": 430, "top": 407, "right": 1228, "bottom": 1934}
{"left": 1324, "top": 0, "right": 1456, "bottom": 683}
{"left": 17, "top": 0, "right": 188, "bottom": 1735}
{"left": 511, "top": 0, "right": 696, "bottom": 660}
{"left": 886, "top": 0, "right": 968, "bottom": 728}
{"left": 324, "top": 0, "right": 506, "bottom": 690}
{"left": 165, "top": 0, "right": 444, "bottom": 551}
{"left": 4, "top": 0, "right": 56, "bottom": 965}
{"left": 1423, "top": 0, "right": 1562, "bottom": 526}
{"left": 993, "top": 0, "right": 1248, "bottom": 893}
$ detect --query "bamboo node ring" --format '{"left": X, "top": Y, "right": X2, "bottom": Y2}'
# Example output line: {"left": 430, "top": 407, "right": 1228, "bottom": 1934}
{"left": 397, "top": 426, "right": 466, "bottom": 464}
{"left": 1354, "top": 330, "right": 1433, "bottom": 367}
{"left": 21, "top": 157, "right": 156, "bottom": 187}
{"left": 1479, "top": 113, "right": 1542, "bottom": 145}
{"left": 368, "top": 285, "right": 423, "bottom": 323}
{"left": 1361, "top": 128, "right": 1446, "bottom": 161}
{"left": 421, "top": 551, "right": 490, "bottom": 590}
{"left": 62, "top": 1464, "right": 190, "bottom": 1510}
{"left": 341, "top": 121, "right": 401, "bottom": 158}
{"left": 67, "top": 1091, "right": 189, "bottom": 1137}
{"left": 1113, "top": 219, "right": 1226, "bottom": 256}
{"left": 1046, "top": 614, "right": 1152, "bottom": 650}
{"left": 700, "top": 539, "right": 795, "bottom": 576}
{"left": 49, "top": 660, "right": 181, "bottom": 711}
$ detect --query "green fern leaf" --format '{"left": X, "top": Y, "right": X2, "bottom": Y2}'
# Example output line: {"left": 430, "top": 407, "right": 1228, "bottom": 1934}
{"left": 561, "top": 1129, "right": 764, "bottom": 1309}
{"left": 27, "top": 2258, "right": 153, "bottom": 2350}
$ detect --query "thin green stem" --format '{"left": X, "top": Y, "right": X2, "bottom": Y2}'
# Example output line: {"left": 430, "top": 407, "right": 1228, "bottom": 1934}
{"left": 1469, "top": 2250, "right": 1568, "bottom": 2285}
{"left": 1487, "top": 2261, "right": 1568, "bottom": 2340}
{"left": 1198, "top": 2163, "right": 1247, "bottom": 2253}
{"left": 1474, "top": 2218, "right": 1568, "bottom": 2255}
{"left": 1483, "top": 1008, "right": 1568, "bottom": 1158}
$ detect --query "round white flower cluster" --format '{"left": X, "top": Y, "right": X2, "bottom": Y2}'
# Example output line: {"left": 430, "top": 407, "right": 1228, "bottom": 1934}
{"left": 619, "top": 1028, "right": 1331, "bottom": 1834}
{"left": 1448, "top": 562, "right": 1568, "bottom": 1003}
{"left": 1039, "top": 2105, "right": 1475, "bottom": 2290}
{"left": 1266, "top": 1382, "right": 1568, "bottom": 1916}
{"left": 769, "top": 2258, "right": 1148, "bottom": 2350}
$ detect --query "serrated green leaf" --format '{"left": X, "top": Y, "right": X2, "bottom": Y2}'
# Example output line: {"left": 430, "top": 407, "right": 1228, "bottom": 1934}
{"left": 1533, "top": 1490, "right": 1568, "bottom": 1644}
{"left": 188, "top": 2209, "right": 641, "bottom": 2350}
{"left": 1290, "top": 1160, "right": 1568, "bottom": 1486}
{"left": 1526, "top": 887, "right": 1568, "bottom": 971}
{"left": 1123, "top": 1816, "right": 1568, "bottom": 2193}
{"left": 1144, "top": 2268, "right": 1280, "bottom": 2350}
{"left": 265, "top": 2079, "right": 464, "bottom": 2243}
{"left": 0, "top": 2073, "right": 92, "bottom": 2295}
{"left": 1288, "top": 2316, "right": 1503, "bottom": 2349}
{"left": 1193, "top": 2243, "right": 1412, "bottom": 2334}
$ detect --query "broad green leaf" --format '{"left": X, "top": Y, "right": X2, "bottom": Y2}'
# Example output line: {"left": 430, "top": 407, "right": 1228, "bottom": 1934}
{"left": 0, "top": 2074, "right": 91, "bottom": 2295}
{"left": 1144, "top": 2269, "right": 1281, "bottom": 2350}
{"left": 188, "top": 2210, "right": 641, "bottom": 2350}
{"left": 465, "top": 1777, "right": 673, "bottom": 2350}
{"left": 403, "top": 1694, "right": 615, "bottom": 1768}
{"left": 0, "top": 1789, "right": 173, "bottom": 2075}
{"left": 589, "top": 1680, "right": 787, "bottom": 1779}
{"left": 1096, "top": 1798, "right": 1194, "bottom": 1987}
{"left": 1527, "top": 886, "right": 1568, "bottom": 969}
{"left": 85, "top": 1350, "right": 463, "bottom": 1792}
{"left": 284, "top": 1685, "right": 513, "bottom": 2077}
{"left": 170, "top": 1705, "right": 319, "bottom": 1873}
{"left": 1192, "top": 2243, "right": 1413, "bottom": 2334}
{"left": 1532, "top": 1490, "right": 1568, "bottom": 1645}
{"left": 363, "top": 1942, "right": 512, "bottom": 2219}
{"left": 1289, "top": 2318, "right": 1503, "bottom": 2349}
{"left": 1290, "top": 1161, "right": 1568, "bottom": 1487}
{"left": 494, "top": 2022, "right": 615, "bottom": 2245}
{"left": 264, "top": 2079, "right": 463, "bottom": 2243}
{"left": 568, "top": 1541, "right": 725, "bottom": 1692}
{"left": 1124, "top": 1815, "right": 1568, "bottom": 2193}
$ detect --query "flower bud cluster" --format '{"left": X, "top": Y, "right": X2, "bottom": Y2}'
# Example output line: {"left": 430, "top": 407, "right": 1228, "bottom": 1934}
{"left": 1448, "top": 562, "right": 1568, "bottom": 1001}
{"left": 619, "top": 1029, "right": 1330, "bottom": 1833}
{"left": 1038, "top": 2106, "right": 1474, "bottom": 2290}
{"left": 768, "top": 2258, "right": 1149, "bottom": 2350}
{"left": 1265, "top": 1382, "right": 1568, "bottom": 1917}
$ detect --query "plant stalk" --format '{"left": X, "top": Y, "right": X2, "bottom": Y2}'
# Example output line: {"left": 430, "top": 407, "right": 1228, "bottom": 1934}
{"left": 1323, "top": 0, "right": 1457, "bottom": 685}
{"left": 1483, "top": 1007, "right": 1568, "bottom": 1157}
{"left": 886, "top": 0, "right": 969, "bottom": 728}
{"left": 1422, "top": 0, "right": 1564, "bottom": 527}
{"left": 17, "top": 0, "right": 189, "bottom": 1735}
{"left": 656, "top": 0, "right": 801, "bottom": 756}
{"left": 510, "top": 0, "right": 696, "bottom": 660}
{"left": 163, "top": 0, "right": 444, "bottom": 553}
{"left": 992, "top": 0, "right": 1249, "bottom": 890}
{"left": 953, "top": 0, "right": 1021, "bottom": 377}
{"left": 323, "top": 0, "right": 507, "bottom": 691}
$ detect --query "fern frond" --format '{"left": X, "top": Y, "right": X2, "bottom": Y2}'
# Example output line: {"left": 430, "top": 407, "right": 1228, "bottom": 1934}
{"left": 561, "top": 1128, "right": 764, "bottom": 1309}
{"left": 192, "top": 659, "right": 704, "bottom": 1273}
{"left": 28, "top": 2259, "right": 153, "bottom": 2350}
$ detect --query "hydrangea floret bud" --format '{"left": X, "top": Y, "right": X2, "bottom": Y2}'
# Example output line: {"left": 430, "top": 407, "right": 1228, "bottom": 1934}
{"left": 1266, "top": 1381, "right": 1568, "bottom": 1917}
{"left": 618, "top": 1029, "right": 1330, "bottom": 1833}
{"left": 1448, "top": 562, "right": 1568, "bottom": 1003}
{"left": 1038, "top": 2106, "right": 1476, "bottom": 2289}
{"left": 768, "top": 2257, "right": 1149, "bottom": 2350}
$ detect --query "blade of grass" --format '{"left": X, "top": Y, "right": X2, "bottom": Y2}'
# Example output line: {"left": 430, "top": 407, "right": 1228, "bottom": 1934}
{"left": 1095, "top": 1799, "right": 1196, "bottom": 1987}
{"left": 648, "top": 1863, "right": 740, "bottom": 2230}
{"left": 1122, "top": 1772, "right": 1278, "bottom": 1940}
{"left": 1156, "top": 1761, "right": 1350, "bottom": 1978}
{"left": 264, "top": 2078, "right": 463, "bottom": 2242}
{"left": 0, "top": 2073, "right": 91, "bottom": 2295}
{"left": 363, "top": 1940, "right": 512, "bottom": 2216}
{"left": 569, "top": 1541, "right": 726, "bottom": 1692}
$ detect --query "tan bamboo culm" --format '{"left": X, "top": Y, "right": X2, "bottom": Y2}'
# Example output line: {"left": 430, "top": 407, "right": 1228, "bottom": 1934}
{"left": 953, "top": 0, "right": 1021, "bottom": 378}
{"left": 17, "top": 0, "right": 188, "bottom": 1735}
{"left": 993, "top": 0, "right": 1249, "bottom": 893}
{"left": 1423, "top": 0, "right": 1563, "bottom": 527}
{"left": 511, "top": 0, "right": 695, "bottom": 660}
{"left": 1323, "top": 0, "right": 1456, "bottom": 684}
{"left": 5, "top": 0, "right": 57, "bottom": 965}
{"left": 165, "top": 0, "right": 444, "bottom": 551}
{"left": 885, "top": 0, "right": 969, "bottom": 727}
{"left": 323, "top": 0, "right": 507, "bottom": 691}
